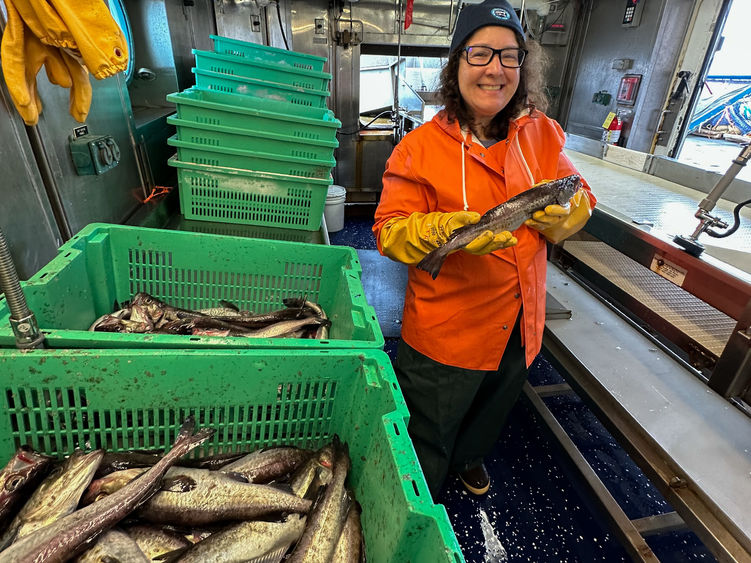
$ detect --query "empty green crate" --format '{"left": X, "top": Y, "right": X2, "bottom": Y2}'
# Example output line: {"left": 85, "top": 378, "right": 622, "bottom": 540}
{"left": 169, "top": 157, "right": 330, "bottom": 230}
{"left": 168, "top": 136, "right": 334, "bottom": 180}
{"left": 211, "top": 34, "right": 327, "bottom": 73}
{"left": 167, "top": 88, "right": 340, "bottom": 143}
{"left": 0, "top": 348, "right": 463, "bottom": 563}
{"left": 0, "top": 223, "right": 384, "bottom": 349}
{"left": 193, "top": 67, "right": 329, "bottom": 109}
{"left": 174, "top": 216, "right": 325, "bottom": 244}
{"left": 167, "top": 116, "right": 337, "bottom": 162}
{"left": 193, "top": 49, "right": 331, "bottom": 92}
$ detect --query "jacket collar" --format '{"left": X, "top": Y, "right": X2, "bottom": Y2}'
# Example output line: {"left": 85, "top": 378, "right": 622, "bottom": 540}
{"left": 433, "top": 108, "right": 533, "bottom": 146}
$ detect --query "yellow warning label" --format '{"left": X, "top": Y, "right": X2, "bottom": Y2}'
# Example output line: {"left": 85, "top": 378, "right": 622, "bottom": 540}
{"left": 602, "top": 112, "right": 616, "bottom": 129}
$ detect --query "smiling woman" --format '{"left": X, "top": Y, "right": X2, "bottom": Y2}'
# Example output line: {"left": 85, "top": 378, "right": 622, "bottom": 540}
{"left": 372, "top": 0, "right": 597, "bottom": 501}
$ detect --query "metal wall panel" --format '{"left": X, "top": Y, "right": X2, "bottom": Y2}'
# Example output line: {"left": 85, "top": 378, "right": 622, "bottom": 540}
{"left": 563, "top": 0, "right": 694, "bottom": 153}
{"left": 32, "top": 70, "right": 145, "bottom": 234}
{"left": 166, "top": 0, "right": 216, "bottom": 91}
{"left": 0, "top": 86, "right": 62, "bottom": 279}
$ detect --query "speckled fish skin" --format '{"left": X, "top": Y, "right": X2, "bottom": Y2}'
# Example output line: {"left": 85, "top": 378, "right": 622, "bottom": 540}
{"left": 287, "top": 438, "right": 352, "bottom": 563}
{"left": 124, "top": 524, "right": 192, "bottom": 560}
{"left": 176, "top": 515, "right": 307, "bottom": 563}
{"left": 220, "top": 446, "right": 314, "bottom": 483}
{"left": 74, "top": 528, "right": 150, "bottom": 563}
{"left": 417, "top": 174, "right": 582, "bottom": 279}
{"left": 0, "top": 447, "right": 51, "bottom": 527}
{"left": 137, "top": 467, "right": 312, "bottom": 526}
{"left": 290, "top": 444, "right": 335, "bottom": 499}
{"left": 0, "top": 417, "right": 213, "bottom": 563}
{"left": 331, "top": 502, "right": 365, "bottom": 563}
{"left": 0, "top": 449, "right": 104, "bottom": 548}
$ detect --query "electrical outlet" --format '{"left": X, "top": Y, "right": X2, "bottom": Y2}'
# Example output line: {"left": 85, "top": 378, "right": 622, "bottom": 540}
{"left": 315, "top": 18, "right": 325, "bottom": 34}
{"left": 69, "top": 134, "right": 121, "bottom": 175}
{"left": 251, "top": 14, "right": 261, "bottom": 32}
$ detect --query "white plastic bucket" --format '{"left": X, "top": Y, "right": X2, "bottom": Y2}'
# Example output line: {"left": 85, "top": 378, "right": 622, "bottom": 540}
{"left": 324, "top": 184, "right": 347, "bottom": 232}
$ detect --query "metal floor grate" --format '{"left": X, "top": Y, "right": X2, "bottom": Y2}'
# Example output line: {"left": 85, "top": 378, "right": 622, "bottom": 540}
{"left": 564, "top": 240, "right": 736, "bottom": 357}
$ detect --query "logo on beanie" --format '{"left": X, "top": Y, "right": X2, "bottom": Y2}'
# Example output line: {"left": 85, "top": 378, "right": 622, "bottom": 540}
{"left": 491, "top": 8, "right": 511, "bottom": 20}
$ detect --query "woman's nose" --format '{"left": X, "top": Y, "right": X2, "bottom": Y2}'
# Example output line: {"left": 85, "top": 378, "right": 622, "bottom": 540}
{"left": 485, "top": 52, "right": 504, "bottom": 74}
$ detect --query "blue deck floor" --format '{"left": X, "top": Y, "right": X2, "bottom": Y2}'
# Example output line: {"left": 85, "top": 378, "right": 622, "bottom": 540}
{"left": 331, "top": 213, "right": 715, "bottom": 562}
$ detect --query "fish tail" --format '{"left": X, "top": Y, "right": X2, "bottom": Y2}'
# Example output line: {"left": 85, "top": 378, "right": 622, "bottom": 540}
{"left": 416, "top": 248, "right": 450, "bottom": 279}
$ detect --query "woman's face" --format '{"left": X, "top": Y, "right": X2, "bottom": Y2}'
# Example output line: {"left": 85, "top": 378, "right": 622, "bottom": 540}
{"left": 458, "top": 25, "right": 521, "bottom": 125}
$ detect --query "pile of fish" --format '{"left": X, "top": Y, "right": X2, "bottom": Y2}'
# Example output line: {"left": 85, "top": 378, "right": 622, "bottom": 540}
{"left": 89, "top": 293, "right": 331, "bottom": 339}
{"left": 0, "top": 418, "right": 365, "bottom": 562}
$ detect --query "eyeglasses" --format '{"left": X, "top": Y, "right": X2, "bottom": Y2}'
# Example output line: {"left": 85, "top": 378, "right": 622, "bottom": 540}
{"left": 463, "top": 46, "right": 527, "bottom": 68}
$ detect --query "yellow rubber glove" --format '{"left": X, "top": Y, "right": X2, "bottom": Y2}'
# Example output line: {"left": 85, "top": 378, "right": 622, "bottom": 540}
{"left": 463, "top": 230, "right": 517, "bottom": 255}
{"left": 379, "top": 211, "right": 481, "bottom": 265}
{"left": 14, "top": 0, "right": 129, "bottom": 79}
{"left": 60, "top": 49, "right": 93, "bottom": 122}
{"left": 1, "top": 1, "right": 76, "bottom": 125}
{"left": 524, "top": 188, "right": 593, "bottom": 244}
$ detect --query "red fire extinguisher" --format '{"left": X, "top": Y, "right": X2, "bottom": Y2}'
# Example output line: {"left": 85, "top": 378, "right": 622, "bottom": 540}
{"left": 602, "top": 114, "right": 623, "bottom": 145}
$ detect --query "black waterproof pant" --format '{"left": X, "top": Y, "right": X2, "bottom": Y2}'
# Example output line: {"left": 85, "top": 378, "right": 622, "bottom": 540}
{"left": 394, "top": 315, "right": 528, "bottom": 499}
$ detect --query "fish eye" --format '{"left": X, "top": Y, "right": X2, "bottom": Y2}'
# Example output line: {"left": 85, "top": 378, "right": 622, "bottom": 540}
{"left": 5, "top": 474, "right": 25, "bottom": 491}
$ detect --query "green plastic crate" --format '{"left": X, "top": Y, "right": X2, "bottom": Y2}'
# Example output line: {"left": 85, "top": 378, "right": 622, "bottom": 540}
{"left": 174, "top": 216, "right": 324, "bottom": 244}
{"left": 168, "top": 157, "right": 330, "bottom": 230}
{"left": 193, "top": 67, "right": 329, "bottom": 109}
{"left": 168, "top": 136, "right": 334, "bottom": 180}
{"left": 167, "top": 116, "right": 338, "bottom": 162}
{"left": 167, "top": 88, "right": 341, "bottom": 143}
{"left": 193, "top": 49, "right": 331, "bottom": 92}
{"left": 0, "top": 223, "right": 384, "bottom": 349}
{"left": 211, "top": 34, "right": 327, "bottom": 73}
{"left": 0, "top": 349, "right": 464, "bottom": 563}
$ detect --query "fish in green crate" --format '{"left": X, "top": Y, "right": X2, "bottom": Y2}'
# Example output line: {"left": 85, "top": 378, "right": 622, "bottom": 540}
{"left": 122, "top": 524, "right": 192, "bottom": 560}
{"left": 0, "top": 450, "right": 104, "bottom": 549}
{"left": 219, "top": 446, "right": 315, "bottom": 483}
{"left": 89, "top": 292, "right": 331, "bottom": 339}
{"left": 74, "top": 528, "right": 149, "bottom": 563}
{"left": 0, "top": 448, "right": 51, "bottom": 528}
{"left": 332, "top": 502, "right": 366, "bottom": 563}
{"left": 288, "top": 438, "right": 353, "bottom": 563}
{"left": 170, "top": 515, "right": 308, "bottom": 563}
{"left": 0, "top": 417, "right": 213, "bottom": 563}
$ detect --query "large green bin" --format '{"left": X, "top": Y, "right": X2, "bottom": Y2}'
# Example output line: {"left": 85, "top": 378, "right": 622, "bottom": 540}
{"left": 0, "top": 348, "right": 464, "bottom": 562}
{"left": 0, "top": 224, "right": 383, "bottom": 349}
{"left": 167, "top": 135, "right": 334, "bottom": 180}
{"left": 167, "top": 88, "right": 341, "bottom": 143}
{"left": 167, "top": 116, "right": 338, "bottom": 162}
{"left": 168, "top": 157, "right": 330, "bottom": 230}
{"left": 211, "top": 34, "right": 328, "bottom": 72}
{"left": 193, "top": 49, "right": 331, "bottom": 92}
{"left": 193, "top": 68, "right": 329, "bottom": 109}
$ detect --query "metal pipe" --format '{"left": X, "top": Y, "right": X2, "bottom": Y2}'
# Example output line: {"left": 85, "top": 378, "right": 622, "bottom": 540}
{"left": 0, "top": 228, "right": 45, "bottom": 349}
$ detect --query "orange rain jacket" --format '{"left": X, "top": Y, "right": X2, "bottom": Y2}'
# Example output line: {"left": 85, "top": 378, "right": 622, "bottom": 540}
{"left": 373, "top": 109, "right": 596, "bottom": 370}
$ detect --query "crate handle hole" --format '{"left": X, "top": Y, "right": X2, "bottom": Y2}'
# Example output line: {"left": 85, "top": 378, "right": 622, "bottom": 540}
{"left": 393, "top": 422, "right": 400, "bottom": 436}
{"left": 411, "top": 480, "right": 420, "bottom": 497}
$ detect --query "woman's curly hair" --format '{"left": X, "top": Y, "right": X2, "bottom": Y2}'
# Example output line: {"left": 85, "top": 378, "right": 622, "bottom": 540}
{"left": 438, "top": 31, "right": 548, "bottom": 140}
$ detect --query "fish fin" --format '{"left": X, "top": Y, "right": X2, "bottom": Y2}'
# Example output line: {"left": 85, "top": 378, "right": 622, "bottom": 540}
{"left": 222, "top": 471, "right": 250, "bottom": 483}
{"left": 153, "top": 546, "right": 190, "bottom": 562}
{"left": 415, "top": 247, "right": 450, "bottom": 280}
{"left": 245, "top": 545, "right": 291, "bottom": 563}
{"left": 218, "top": 299, "right": 240, "bottom": 312}
{"left": 161, "top": 475, "right": 197, "bottom": 492}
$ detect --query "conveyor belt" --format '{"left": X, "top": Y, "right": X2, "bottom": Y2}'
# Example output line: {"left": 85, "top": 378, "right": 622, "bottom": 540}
{"left": 564, "top": 240, "right": 736, "bottom": 357}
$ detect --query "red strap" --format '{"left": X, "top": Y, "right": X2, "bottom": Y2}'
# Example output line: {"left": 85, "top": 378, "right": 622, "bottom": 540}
{"left": 405, "top": 0, "right": 414, "bottom": 29}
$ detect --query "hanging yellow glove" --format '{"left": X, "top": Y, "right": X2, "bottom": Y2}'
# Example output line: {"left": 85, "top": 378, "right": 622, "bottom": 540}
{"left": 60, "top": 49, "right": 92, "bottom": 122}
{"left": 1, "top": 0, "right": 77, "bottom": 125}
{"left": 524, "top": 188, "right": 593, "bottom": 244}
{"left": 14, "top": 0, "right": 128, "bottom": 79}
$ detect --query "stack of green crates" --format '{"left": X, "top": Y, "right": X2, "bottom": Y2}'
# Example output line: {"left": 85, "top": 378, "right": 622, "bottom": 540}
{"left": 167, "top": 35, "right": 341, "bottom": 231}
